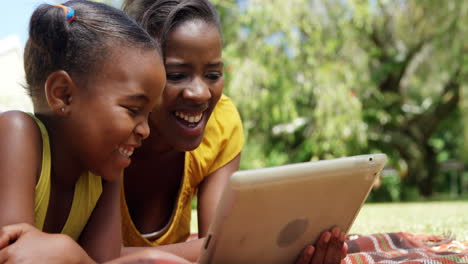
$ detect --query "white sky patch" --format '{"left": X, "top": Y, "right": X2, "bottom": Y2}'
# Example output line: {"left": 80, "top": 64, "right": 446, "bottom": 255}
{"left": 0, "top": 35, "right": 33, "bottom": 112}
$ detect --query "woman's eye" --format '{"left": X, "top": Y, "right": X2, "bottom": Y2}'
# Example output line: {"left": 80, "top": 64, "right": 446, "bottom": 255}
{"left": 206, "top": 73, "right": 222, "bottom": 81}
{"left": 166, "top": 73, "right": 186, "bottom": 81}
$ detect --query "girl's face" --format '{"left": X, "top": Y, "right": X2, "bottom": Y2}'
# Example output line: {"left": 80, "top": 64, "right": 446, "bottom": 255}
{"left": 68, "top": 46, "right": 166, "bottom": 181}
{"left": 149, "top": 20, "right": 223, "bottom": 151}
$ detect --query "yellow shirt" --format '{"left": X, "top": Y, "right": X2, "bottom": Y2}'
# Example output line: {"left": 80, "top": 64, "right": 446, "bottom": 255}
{"left": 121, "top": 95, "right": 244, "bottom": 246}
{"left": 32, "top": 115, "right": 103, "bottom": 241}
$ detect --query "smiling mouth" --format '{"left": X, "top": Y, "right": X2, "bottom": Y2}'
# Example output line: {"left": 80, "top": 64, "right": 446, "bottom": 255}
{"left": 117, "top": 145, "right": 134, "bottom": 158}
{"left": 174, "top": 111, "right": 204, "bottom": 128}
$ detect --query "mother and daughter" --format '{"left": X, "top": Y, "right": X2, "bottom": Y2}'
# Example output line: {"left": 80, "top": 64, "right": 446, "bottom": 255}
{"left": 0, "top": 0, "right": 346, "bottom": 263}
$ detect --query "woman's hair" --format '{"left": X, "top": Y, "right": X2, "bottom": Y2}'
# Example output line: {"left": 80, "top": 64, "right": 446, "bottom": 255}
{"left": 24, "top": 0, "right": 161, "bottom": 100}
{"left": 122, "top": 0, "right": 221, "bottom": 48}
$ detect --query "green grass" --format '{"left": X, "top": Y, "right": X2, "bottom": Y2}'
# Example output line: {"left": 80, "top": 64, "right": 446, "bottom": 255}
{"left": 350, "top": 201, "right": 468, "bottom": 241}
{"left": 191, "top": 201, "right": 468, "bottom": 241}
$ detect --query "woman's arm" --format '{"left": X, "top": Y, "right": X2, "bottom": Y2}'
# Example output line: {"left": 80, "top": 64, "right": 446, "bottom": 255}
{"left": 79, "top": 176, "right": 123, "bottom": 262}
{"left": 120, "top": 154, "right": 241, "bottom": 262}
{"left": 295, "top": 227, "right": 348, "bottom": 264}
{"left": 197, "top": 153, "right": 241, "bottom": 236}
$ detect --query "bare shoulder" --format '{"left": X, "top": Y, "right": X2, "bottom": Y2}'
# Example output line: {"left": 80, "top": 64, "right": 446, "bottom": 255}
{"left": 0, "top": 110, "right": 42, "bottom": 146}
{"left": 0, "top": 111, "right": 43, "bottom": 226}
{"left": 0, "top": 110, "right": 38, "bottom": 130}
{"left": 0, "top": 109, "right": 43, "bottom": 168}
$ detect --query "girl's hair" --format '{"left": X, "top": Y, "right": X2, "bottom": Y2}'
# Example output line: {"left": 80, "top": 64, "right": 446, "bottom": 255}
{"left": 122, "top": 0, "right": 221, "bottom": 49}
{"left": 24, "top": 0, "right": 161, "bottom": 100}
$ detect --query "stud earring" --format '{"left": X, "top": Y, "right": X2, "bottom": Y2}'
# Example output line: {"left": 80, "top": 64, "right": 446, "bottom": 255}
{"left": 61, "top": 107, "right": 65, "bottom": 113}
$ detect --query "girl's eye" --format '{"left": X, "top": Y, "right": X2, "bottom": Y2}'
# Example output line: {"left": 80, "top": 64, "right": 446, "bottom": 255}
{"left": 125, "top": 106, "right": 140, "bottom": 115}
{"left": 206, "top": 72, "right": 222, "bottom": 81}
{"left": 166, "top": 73, "right": 186, "bottom": 81}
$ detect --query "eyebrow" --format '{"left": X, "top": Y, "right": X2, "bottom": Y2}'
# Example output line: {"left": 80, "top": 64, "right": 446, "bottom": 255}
{"left": 124, "top": 94, "right": 150, "bottom": 103}
{"left": 165, "top": 61, "right": 224, "bottom": 67}
{"left": 207, "top": 62, "right": 224, "bottom": 67}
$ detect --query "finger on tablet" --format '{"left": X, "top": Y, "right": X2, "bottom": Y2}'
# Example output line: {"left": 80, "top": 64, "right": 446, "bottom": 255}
{"left": 311, "top": 231, "right": 331, "bottom": 264}
{"left": 295, "top": 245, "right": 314, "bottom": 264}
{"left": 323, "top": 227, "right": 345, "bottom": 264}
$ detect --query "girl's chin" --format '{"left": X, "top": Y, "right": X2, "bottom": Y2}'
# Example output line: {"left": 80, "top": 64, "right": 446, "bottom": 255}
{"left": 98, "top": 168, "right": 125, "bottom": 182}
{"left": 93, "top": 158, "right": 129, "bottom": 181}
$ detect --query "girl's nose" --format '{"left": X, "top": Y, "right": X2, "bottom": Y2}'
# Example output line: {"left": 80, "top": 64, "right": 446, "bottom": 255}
{"left": 135, "top": 118, "right": 150, "bottom": 140}
{"left": 183, "top": 77, "right": 211, "bottom": 103}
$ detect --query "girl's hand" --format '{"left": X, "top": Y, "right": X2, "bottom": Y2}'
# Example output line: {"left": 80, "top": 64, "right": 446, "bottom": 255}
{"left": 0, "top": 223, "right": 95, "bottom": 264}
{"left": 296, "top": 226, "right": 348, "bottom": 264}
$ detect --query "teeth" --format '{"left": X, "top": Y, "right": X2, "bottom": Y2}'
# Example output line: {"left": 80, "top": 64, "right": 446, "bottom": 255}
{"left": 175, "top": 111, "right": 203, "bottom": 123}
{"left": 118, "top": 147, "right": 134, "bottom": 158}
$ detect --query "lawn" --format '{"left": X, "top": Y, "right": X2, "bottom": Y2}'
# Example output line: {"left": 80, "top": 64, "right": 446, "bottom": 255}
{"left": 191, "top": 200, "right": 468, "bottom": 241}
{"left": 350, "top": 201, "right": 468, "bottom": 241}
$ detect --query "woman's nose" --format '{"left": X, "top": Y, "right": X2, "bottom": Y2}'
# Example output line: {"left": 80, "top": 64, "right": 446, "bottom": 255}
{"left": 183, "top": 77, "right": 211, "bottom": 102}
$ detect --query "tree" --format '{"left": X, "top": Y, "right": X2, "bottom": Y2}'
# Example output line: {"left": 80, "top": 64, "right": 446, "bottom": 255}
{"left": 218, "top": 0, "right": 467, "bottom": 198}
{"left": 351, "top": 0, "right": 466, "bottom": 197}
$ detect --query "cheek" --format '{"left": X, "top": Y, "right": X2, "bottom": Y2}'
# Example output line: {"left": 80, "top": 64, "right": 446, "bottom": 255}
{"left": 149, "top": 111, "right": 161, "bottom": 125}
{"left": 212, "top": 80, "right": 224, "bottom": 99}
{"left": 96, "top": 110, "right": 134, "bottom": 141}
{"left": 162, "top": 84, "right": 180, "bottom": 101}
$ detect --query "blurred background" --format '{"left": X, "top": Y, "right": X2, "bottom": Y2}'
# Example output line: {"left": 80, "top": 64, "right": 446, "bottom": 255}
{"left": 1, "top": 0, "right": 467, "bottom": 238}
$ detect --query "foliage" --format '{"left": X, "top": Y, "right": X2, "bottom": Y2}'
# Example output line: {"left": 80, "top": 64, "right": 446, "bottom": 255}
{"left": 103, "top": 0, "right": 467, "bottom": 200}
{"left": 214, "top": 0, "right": 467, "bottom": 199}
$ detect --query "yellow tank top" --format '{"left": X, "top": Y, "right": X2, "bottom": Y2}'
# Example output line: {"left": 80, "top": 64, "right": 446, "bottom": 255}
{"left": 121, "top": 95, "right": 244, "bottom": 246}
{"left": 31, "top": 115, "right": 103, "bottom": 241}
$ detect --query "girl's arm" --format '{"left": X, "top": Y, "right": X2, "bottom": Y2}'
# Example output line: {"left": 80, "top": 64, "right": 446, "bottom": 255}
{"left": 122, "top": 239, "right": 204, "bottom": 262}
{"left": 0, "top": 111, "right": 40, "bottom": 228}
{"left": 108, "top": 247, "right": 192, "bottom": 264}
{"left": 0, "top": 223, "right": 96, "bottom": 264}
{"left": 0, "top": 112, "right": 96, "bottom": 264}
{"left": 79, "top": 176, "right": 123, "bottom": 262}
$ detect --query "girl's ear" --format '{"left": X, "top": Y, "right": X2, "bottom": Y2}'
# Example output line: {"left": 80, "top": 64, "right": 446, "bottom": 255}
{"left": 44, "top": 70, "right": 75, "bottom": 116}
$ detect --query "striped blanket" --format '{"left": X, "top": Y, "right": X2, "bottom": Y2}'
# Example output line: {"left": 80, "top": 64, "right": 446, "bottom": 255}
{"left": 345, "top": 233, "right": 468, "bottom": 264}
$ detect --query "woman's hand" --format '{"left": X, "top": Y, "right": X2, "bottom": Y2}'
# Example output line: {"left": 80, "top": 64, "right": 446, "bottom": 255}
{"left": 0, "top": 223, "right": 95, "bottom": 264}
{"left": 296, "top": 226, "right": 348, "bottom": 264}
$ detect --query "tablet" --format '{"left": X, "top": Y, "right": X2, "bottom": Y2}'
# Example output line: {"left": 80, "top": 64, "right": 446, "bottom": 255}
{"left": 199, "top": 154, "right": 387, "bottom": 264}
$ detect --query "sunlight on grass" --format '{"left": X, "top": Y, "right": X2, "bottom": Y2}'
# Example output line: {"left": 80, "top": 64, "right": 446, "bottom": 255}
{"left": 191, "top": 201, "right": 468, "bottom": 241}
{"left": 350, "top": 201, "right": 468, "bottom": 240}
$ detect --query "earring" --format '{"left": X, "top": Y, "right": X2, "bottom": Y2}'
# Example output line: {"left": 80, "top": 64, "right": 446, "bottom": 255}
{"left": 61, "top": 107, "right": 65, "bottom": 113}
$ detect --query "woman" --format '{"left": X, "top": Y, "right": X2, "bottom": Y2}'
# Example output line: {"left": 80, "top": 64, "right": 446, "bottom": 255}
{"left": 121, "top": 1, "right": 347, "bottom": 263}
{"left": 121, "top": 0, "right": 243, "bottom": 261}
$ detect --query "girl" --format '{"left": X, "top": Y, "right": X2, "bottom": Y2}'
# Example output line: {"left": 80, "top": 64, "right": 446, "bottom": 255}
{"left": 0, "top": 0, "right": 166, "bottom": 263}
{"left": 121, "top": 0, "right": 347, "bottom": 263}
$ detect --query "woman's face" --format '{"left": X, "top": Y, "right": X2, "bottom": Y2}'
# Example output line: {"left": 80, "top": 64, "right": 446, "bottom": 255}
{"left": 68, "top": 46, "right": 165, "bottom": 181}
{"left": 149, "top": 19, "right": 223, "bottom": 151}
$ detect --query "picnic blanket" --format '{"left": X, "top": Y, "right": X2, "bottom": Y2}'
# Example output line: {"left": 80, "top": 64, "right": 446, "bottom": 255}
{"left": 345, "top": 232, "right": 468, "bottom": 264}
